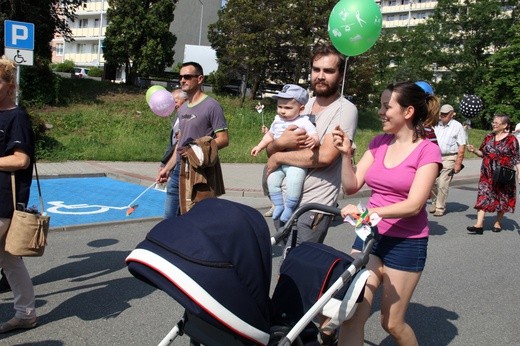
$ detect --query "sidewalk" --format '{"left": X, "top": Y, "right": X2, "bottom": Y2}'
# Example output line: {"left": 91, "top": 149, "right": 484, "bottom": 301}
{"left": 36, "top": 159, "right": 481, "bottom": 199}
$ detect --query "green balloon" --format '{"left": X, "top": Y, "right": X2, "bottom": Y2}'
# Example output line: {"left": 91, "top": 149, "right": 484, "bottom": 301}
{"left": 145, "top": 85, "right": 166, "bottom": 104}
{"left": 328, "top": 0, "right": 383, "bottom": 56}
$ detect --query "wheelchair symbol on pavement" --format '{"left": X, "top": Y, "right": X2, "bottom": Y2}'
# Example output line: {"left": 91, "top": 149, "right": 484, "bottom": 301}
{"left": 13, "top": 50, "right": 26, "bottom": 64}
{"left": 47, "top": 201, "right": 129, "bottom": 215}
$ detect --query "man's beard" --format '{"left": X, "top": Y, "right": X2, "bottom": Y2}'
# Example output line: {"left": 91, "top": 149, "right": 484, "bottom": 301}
{"left": 312, "top": 78, "right": 340, "bottom": 97}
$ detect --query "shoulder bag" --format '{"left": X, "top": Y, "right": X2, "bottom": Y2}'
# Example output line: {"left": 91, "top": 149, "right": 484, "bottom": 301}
{"left": 491, "top": 135, "right": 516, "bottom": 185}
{"left": 492, "top": 163, "right": 516, "bottom": 185}
{"left": 5, "top": 163, "right": 50, "bottom": 257}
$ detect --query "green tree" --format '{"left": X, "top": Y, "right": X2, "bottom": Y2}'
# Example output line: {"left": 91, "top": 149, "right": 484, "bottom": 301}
{"left": 208, "top": 0, "right": 277, "bottom": 100}
{"left": 424, "top": 0, "right": 517, "bottom": 103}
{"left": 0, "top": 0, "right": 83, "bottom": 61}
{"left": 103, "top": 0, "right": 177, "bottom": 84}
{"left": 479, "top": 22, "right": 520, "bottom": 124}
{"left": 208, "top": 0, "right": 337, "bottom": 100}
{"left": 0, "top": 1, "right": 84, "bottom": 107}
{"left": 364, "top": 25, "right": 437, "bottom": 97}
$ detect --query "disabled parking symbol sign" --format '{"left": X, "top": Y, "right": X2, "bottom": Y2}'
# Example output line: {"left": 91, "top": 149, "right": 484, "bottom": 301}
{"left": 3, "top": 20, "right": 34, "bottom": 66}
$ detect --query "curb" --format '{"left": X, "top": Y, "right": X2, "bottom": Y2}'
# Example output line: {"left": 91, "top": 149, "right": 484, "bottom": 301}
{"left": 49, "top": 217, "right": 163, "bottom": 232}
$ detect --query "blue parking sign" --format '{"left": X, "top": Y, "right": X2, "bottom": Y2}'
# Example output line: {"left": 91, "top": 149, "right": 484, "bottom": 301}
{"left": 4, "top": 20, "right": 34, "bottom": 50}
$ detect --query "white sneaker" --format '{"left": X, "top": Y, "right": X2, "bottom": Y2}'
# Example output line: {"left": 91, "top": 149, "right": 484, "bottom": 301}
{"left": 264, "top": 205, "right": 274, "bottom": 217}
{"left": 433, "top": 209, "right": 444, "bottom": 217}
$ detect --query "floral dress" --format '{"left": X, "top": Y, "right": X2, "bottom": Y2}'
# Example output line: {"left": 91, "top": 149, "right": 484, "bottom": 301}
{"left": 475, "top": 133, "right": 520, "bottom": 212}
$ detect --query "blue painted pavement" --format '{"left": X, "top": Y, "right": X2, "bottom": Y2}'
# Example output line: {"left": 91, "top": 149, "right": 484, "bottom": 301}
{"left": 27, "top": 177, "right": 166, "bottom": 228}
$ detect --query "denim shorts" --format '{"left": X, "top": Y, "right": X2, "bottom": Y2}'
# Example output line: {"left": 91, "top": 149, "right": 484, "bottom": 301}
{"left": 352, "top": 235, "right": 428, "bottom": 272}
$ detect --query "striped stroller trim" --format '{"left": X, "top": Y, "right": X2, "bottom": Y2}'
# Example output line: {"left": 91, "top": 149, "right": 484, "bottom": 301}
{"left": 126, "top": 248, "right": 271, "bottom": 345}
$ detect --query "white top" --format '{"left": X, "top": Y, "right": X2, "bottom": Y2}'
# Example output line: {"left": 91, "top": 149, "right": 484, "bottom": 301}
{"left": 269, "top": 114, "right": 318, "bottom": 141}
{"left": 434, "top": 119, "right": 467, "bottom": 155}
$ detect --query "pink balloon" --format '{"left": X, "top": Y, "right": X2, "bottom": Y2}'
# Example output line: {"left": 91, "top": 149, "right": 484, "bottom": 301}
{"left": 149, "top": 89, "right": 175, "bottom": 117}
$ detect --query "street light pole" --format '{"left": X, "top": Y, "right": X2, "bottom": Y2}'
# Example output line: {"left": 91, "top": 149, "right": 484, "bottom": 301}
{"left": 97, "top": 0, "right": 105, "bottom": 67}
{"left": 197, "top": 0, "right": 204, "bottom": 45}
{"left": 407, "top": 0, "right": 414, "bottom": 30}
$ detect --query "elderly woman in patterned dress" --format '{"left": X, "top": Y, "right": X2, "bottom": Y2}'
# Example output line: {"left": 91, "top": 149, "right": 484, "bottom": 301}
{"left": 466, "top": 114, "right": 520, "bottom": 234}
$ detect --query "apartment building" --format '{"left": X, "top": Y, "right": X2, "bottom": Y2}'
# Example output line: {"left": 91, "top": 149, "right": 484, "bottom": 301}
{"left": 51, "top": 0, "right": 106, "bottom": 67}
{"left": 377, "top": 0, "right": 438, "bottom": 28}
{"left": 51, "top": 0, "right": 223, "bottom": 70}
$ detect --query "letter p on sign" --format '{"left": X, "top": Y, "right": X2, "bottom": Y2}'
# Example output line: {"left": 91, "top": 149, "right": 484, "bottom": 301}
{"left": 12, "top": 25, "right": 29, "bottom": 44}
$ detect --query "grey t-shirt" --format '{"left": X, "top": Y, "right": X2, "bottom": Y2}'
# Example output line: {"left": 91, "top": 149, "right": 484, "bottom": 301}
{"left": 176, "top": 95, "right": 227, "bottom": 152}
{"left": 299, "top": 96, "right": 358, "bottom": 206}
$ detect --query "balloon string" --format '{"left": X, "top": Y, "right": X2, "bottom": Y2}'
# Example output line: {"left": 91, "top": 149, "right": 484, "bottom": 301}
{"left": 127, "top": 182, "right": 156, "bottom": 207}
{"left": 341, "top": 56, "right": 349, "bottom": 96}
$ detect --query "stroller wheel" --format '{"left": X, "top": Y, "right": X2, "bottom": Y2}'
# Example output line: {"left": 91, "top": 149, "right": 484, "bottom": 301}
{"left": 268, "top": 325, "right": 304, "bottom": 346}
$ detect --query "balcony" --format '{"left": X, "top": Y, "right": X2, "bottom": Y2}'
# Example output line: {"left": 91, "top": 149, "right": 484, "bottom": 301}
{"left": 62, "top": 52, "right": 105, "bottom": 66}
{"left": 383, "top": 18, "right": 427, "bottom": 28}
{"left": 380, "top": 1, "right": 437, "bottom": 15}
{"left": 75, "top": 0, "right": 107, "bottom": 14}
{"left": 70, "top": 27, "right": 106, "bottom": 38}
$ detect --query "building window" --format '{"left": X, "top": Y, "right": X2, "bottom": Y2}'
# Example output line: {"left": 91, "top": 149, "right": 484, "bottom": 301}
{"left": 55, "top": 43, "right": 64, "bottom": 56}
{"left": 92, "top": 44, "right": 99, "bottom": 54}
{"left": 79, "top": 19, "right": 88, "bottom": 28}
{"left": 76, "top": 44, "right": 87, "bottom": 54}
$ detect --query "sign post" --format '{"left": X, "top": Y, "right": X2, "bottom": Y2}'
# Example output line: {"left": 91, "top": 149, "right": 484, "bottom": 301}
{"left": 3, "top": 20, "right": 35, "bottom": 104}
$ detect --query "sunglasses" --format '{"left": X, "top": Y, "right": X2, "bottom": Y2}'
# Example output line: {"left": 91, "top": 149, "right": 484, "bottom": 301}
{"left": 179, "top": 74, "right": 200, "bottom": 80}
{"left": 440, "top": 112, "right": 450, "bottom": 117}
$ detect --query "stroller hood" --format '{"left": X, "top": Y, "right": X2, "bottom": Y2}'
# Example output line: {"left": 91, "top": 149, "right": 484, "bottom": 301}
{"left": 126, "top": 198, "right": 272, "bottom": 345}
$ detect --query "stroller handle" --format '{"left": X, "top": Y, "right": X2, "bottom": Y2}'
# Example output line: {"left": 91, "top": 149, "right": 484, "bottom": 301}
{"left": 271, "top": 203, "right": 341, "bottom": 245}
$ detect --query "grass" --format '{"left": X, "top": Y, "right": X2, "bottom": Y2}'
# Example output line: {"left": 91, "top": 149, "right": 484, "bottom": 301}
{"left": 29, "top": 79, "right": 488, "bottom": 163}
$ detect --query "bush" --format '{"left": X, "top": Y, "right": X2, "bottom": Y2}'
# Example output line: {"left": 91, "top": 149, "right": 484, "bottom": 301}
{"left": 54, "top": 60, "right": 75, "bottom": 73}
{"left": 88, "top": 66, "right": 103, "bottom": 77}
{"left": 20, "top": 61, "right": 62, "bottom": 108}
{"left": 207, "top": 67, "right": 234, "bottom": 95}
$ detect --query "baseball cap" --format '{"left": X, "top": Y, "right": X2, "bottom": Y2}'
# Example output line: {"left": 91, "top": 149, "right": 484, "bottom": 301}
{"left": 272, "top": 84, "right": 309, "bottom": 105}
{"left": 440, "top": 104, "right": 454, "bottom": 113}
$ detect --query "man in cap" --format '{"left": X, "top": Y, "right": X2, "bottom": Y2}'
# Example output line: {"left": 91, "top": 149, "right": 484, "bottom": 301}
{"left": 430, "top": 104, "right": 467, "bottom": 216}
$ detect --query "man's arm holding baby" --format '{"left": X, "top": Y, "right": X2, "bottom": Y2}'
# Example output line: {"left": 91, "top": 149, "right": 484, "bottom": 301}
{"left": 265, "top": 125, "right": 339, "bottom": 174}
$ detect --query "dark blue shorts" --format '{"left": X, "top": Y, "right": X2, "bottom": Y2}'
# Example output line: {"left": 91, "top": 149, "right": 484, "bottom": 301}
{"left": 352, "top": 235, "right": 428, "bottom": 272}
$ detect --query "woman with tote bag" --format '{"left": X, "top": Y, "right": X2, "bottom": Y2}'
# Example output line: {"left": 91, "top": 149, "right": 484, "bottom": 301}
{"left": 0, "top": 57, "right": 38, "bottom": 333}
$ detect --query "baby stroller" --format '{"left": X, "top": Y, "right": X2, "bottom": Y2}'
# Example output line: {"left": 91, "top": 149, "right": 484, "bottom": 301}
{"left": 126, "top": 198, "right": 376, "bottom": 345}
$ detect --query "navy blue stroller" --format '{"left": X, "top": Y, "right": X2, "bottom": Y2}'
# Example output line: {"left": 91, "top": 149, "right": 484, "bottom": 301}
{"left": 126, "top": 198, "right": 375, "bottom": 345}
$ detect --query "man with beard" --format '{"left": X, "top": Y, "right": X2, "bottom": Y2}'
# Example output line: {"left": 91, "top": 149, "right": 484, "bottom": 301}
{"left": 266, "top": 42, "right": 358, "bottom": 249}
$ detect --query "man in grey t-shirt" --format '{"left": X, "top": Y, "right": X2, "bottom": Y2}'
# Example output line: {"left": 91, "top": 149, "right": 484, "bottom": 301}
{"left": 157, "top": 62, "right": 228, "bottom": 218}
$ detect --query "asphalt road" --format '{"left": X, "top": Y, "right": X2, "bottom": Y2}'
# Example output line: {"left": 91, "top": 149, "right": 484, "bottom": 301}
{"left": 1, "top": 185, "right": 519, "bottom": 345}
